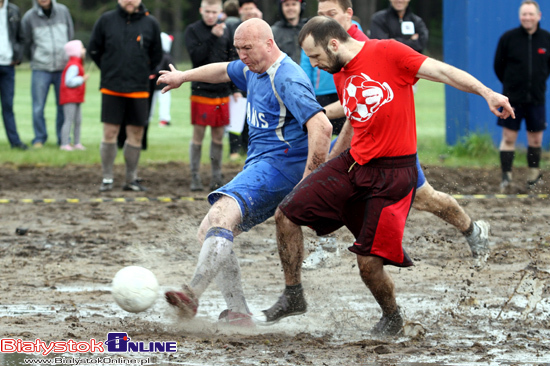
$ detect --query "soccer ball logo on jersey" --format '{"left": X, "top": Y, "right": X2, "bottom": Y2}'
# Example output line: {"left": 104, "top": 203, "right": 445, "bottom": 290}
{"left": 342, "top": 73, "right": 394, "bottom": 123}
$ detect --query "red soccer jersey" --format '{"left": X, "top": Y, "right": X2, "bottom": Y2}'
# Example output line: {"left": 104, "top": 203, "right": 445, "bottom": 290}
{"left": 334, "top": 39, "right": 428, "bottom": 165}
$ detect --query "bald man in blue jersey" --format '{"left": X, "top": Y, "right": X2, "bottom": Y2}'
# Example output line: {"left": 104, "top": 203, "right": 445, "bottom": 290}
{"left": 157, "top": 18, "right": 333, "bottom": 327}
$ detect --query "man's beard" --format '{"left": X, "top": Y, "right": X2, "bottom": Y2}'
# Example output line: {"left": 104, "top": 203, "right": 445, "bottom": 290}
{"left": 324, "top": 47, "right": 346, "bottom": 74}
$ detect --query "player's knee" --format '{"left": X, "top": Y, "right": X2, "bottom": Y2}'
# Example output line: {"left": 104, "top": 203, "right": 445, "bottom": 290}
{"left": 357, "top": 255, "right": 383, "bottom": 280}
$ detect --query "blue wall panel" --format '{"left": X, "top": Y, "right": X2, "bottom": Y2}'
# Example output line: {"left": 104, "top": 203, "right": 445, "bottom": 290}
{"left": 443, "top": 0, "right": 550, "bottom": 149}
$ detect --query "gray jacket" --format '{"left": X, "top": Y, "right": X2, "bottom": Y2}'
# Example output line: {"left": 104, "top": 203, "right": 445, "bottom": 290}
{"left": 21, "top": 0, "right": 74, "bottom": 71}
{"left": 6, "top": 2, "right": 23, "bottom": 64}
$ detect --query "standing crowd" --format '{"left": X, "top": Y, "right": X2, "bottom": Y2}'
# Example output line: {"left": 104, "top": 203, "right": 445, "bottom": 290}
{"left": 0, "top": 0, "right": 548, "bottom": 336}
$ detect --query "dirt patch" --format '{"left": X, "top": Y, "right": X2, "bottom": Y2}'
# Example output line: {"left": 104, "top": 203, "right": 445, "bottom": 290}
{"left": 0, "top": 163, "right": 549, "bottom": 365}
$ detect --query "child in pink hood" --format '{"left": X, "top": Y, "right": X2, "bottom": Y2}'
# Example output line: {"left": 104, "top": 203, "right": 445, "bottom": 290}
{"left": 59, "top": 40, "right": 89, "bottom": 151}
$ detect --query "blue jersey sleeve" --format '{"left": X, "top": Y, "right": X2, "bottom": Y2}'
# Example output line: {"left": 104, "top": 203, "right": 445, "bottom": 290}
{"left": 227, "top": 60, "right": 248, "bottom": 92}
{"left": 274, "top": 63, "right": 323, "bottom": 129}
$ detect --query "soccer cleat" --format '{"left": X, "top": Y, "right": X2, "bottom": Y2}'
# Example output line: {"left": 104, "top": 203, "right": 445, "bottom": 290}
{"left": 499, "top": 172, "right": 512, "bottom": 194}
{"left": 527, "top": 168, "right": 543, "bottom": 189}
{"left": 190, "top": 174, "right": 204, "bottom": 191}
{"left": 371, "top": 307, "right": 403, "bottom": 337}
{"left": 261, "top": 289, "right": 307, "bottom": 324}
{"left": 99, "top": 179, "right": 113, "bottom": 192}
{"left": 466, "top": 220, "right": 490, "bottom": 268}
{"left": 123, "top": 180, "right": 147, "bottom": 192}
{"left": 159, "top": 120, "right": 170, "bottom": 127}
{"left": 218, "top": 309, "right": 256, "bottom": 328}
{"left": 165, "top": 285, "right": 198, "bottom": 319}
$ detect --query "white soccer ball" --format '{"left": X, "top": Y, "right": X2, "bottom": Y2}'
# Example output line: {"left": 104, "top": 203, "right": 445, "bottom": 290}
{"left": 111, "top": 266, "right": 159, "bottom": 313}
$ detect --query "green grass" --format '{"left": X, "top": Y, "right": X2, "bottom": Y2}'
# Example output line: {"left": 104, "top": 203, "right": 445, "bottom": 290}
{"left": 0, "top": 65, "right": 510, "bottom": 167}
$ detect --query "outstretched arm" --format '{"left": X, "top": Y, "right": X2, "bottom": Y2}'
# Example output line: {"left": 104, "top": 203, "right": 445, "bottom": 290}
{"left": 157, "top": 62, "right": 231, "bottom": 93}
{"left": 416, "top": 57, "right": 515, "bottom": 120}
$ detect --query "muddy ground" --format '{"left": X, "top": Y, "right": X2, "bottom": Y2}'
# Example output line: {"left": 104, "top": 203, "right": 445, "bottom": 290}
{"left": 0, "top": 163, "right": 549, "bottom": 365}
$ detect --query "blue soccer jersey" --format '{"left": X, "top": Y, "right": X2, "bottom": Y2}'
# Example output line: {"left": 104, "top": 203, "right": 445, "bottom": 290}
{"left": 227, "top": 54, "right": 324, "bottom": 183}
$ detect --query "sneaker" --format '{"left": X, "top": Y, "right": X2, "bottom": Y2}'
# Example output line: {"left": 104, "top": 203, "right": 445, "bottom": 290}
{"left": 466, "top": 220, "right": 490, "bottom": 268}
{"left": 499, "top": 172, "right": 512, "bottom": 194}
{"left": 99, "top": 179, "right": 113, "bottom": 192}
{"left": 261, "top": 289, "right": 307, "bottom": 324}
{"left": 159, "top": 120, "right": 170, "bottom": 127}
{"left": 60, "top": 144, "right": 73, "bottom": 151}
{"left": 165, "top": 285, "right": 198, "bottom": 319}
{"left": 210, "top": 175, "right": 224, "bottom": 191}
{"left": 527, "top": 168, "right": 543, "bottom": 189}
{"left": 190, "top": 174, "right": 204, "bottom": 191}
{"left": 123, "top": 180, "right": 147, "bottom": 191}
{"left": 73, "top": 143, "right": 86, "bottom": 150}
{"left": 371, "top": 307, "right": 403, "bottom": 336}
{"left": 12, "top": 143, "right": 28, "bottom": 150}
{"left": 218, "top": 309, "right": 255, "bottom": 328}
{"left": 33, "top": 142, "right": 43, "bottom": 149}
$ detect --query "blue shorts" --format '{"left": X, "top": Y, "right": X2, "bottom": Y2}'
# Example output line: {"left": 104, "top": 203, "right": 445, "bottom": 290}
{"left": 208, "top": 160, "right": 297, "bottom": 232}
{"left": 330, "top": 137, "right": 426, "bottom": 190}
{"left": 497, "top": 103, "right": 547, "bottom": 132}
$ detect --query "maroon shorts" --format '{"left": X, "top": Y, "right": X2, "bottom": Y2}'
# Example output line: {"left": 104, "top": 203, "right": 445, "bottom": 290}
{"left": 190, "top": 97, "right": 230, "bottom": 127}
{"left": 279, "top": 150, "right": 417, "bottom": 267}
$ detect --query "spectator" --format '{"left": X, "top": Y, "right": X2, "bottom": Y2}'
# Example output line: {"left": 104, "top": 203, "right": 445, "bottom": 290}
{"left": 184, "top": 0, "right": 238, "bottom": 191}
{"left": 494, "top": 0, "right": 550, "bottom": 192}
{"left": 89, "top": 0, "right": 162, "bottom": 192}
{"left": 272, "top": 0, "right": 308, "bottom": 64}
{"left": 149, "top": 32, "right": 174, "bottom": 128}
{"left": 21, "top": 0, "right": 74, "bottom": 148}
{"left": 59, "top": 40, "right": 88, "bottom": 151}
{"left": 239, "top": 0, "right": 262, "bottom": 21}
{"left": 0, "top": 0, "right": 27, "bottom": 150}
{"left": 370, "top": 0, "right": 429, "bottom": 54}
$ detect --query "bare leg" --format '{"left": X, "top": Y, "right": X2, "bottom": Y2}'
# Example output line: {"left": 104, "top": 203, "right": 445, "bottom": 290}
{"left": 275, "top": 208, "right": 304, "bottom": 286}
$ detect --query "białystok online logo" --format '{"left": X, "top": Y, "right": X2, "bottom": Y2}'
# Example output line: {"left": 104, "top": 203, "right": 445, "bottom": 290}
{"left": 0, "top": 333, "right": 177, "bottom": 356}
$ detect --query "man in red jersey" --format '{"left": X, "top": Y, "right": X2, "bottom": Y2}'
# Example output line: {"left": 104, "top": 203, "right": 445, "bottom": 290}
{"left": 261, "top": 16, "right": 515, "bottom": 336}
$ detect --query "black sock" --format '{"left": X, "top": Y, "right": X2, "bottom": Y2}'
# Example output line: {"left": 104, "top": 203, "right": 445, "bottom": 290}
{"left": 462, "top": 221, "right": 474, "bottom": 236}
{"left": 500, "top": 151, "right": 515, "bottom": 173}
{"left": 285, "top": 283, "right": 303, "bottom": 296}
{"left": 527, "top": 146, "right": 542, "bottom": 168}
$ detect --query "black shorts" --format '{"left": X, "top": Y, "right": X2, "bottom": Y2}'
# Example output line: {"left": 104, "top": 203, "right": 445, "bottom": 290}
{"left": 279, "top": 150, "right": 417, "bottom": 267}
{"left": 101, "top": 94, "right": 149, "bottom": 126}
{"left": 497, "top": 103, "right": 547, "bottom": 132}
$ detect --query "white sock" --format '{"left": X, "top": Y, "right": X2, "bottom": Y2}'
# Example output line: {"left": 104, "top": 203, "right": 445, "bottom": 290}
{"left": 215, "top": 250, "right": 250, "bottom": 314}
{"left": 189, "top": 227, "right": 233, "bottom": 298}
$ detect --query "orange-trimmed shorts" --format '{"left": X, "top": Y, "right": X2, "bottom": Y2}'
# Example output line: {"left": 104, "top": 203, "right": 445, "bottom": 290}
{"left": 279, "top": 150, "right": 417, "bottom": 267}
{"left": 190, "top": 96, "right": 230, "bottom": 127}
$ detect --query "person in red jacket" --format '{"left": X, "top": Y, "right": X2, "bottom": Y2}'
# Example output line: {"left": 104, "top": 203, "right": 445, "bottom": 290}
{"left": 59, "top": 40, "right": 88, "bottom": 151}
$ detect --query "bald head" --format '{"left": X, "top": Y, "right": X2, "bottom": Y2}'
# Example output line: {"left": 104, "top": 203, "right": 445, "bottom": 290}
{"left": 234, "top": 18, "right": 282, "bottom": 74}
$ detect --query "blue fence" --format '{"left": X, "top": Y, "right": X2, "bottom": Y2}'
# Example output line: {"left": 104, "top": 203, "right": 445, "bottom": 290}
{"left": 443, "top": 0, "right": 550, "bottom": 150}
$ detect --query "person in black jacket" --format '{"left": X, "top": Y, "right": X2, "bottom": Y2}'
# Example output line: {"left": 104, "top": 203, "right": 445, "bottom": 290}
{"left": 494, "top": 0, "right": 550, "bottom": 192}
{"left": 184, "top": 0, "right": 238, "bottom": 192}
{"left": 370, "top": 0, "right": 428, "bottom": 54}
{"left": 88, "top": 0, "right": 162, "bottom": 192}
{"left": 271, "top": 0, "right": 308, "bottom": 65}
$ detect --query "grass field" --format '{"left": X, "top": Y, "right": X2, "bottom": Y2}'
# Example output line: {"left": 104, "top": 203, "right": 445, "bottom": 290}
{"left": 0, "top": 63, "right": 510, "bottom": 167}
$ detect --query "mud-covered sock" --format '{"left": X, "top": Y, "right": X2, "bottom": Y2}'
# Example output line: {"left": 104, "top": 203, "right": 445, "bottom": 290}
{"left": 210, "top": 141, "right": 223, "bottom": 179}
{"left": 214, "top": 250, "right": 250, "bottom": 315}
{"left": 190, "top": 227, "right": 233, "bottom": 298}
{"left": 284, "top": 283, "right": 303, "bottom": 297}
{"left": 462, "top": 220, "right": 474, "bottom": 237}
{"left": 123, "top": 142, "right": 141, "bottom": 183}
{"left": 190, "top": 143, "right": 202, "bottom": 175}
{"left": 100, "top": 142, "right": 117, "bottom": 181}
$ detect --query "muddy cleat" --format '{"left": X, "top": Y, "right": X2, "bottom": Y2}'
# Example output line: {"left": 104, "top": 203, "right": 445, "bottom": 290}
{"left": 499, "top": 172, "right": 512, "bottom": 194}
{"left": 99, "top": 179, "right": 113, "bottom": 192}
{"left": 165, "top": 285, "right": 199, "bottom": 319}
{"left": 261, "top": 289, "right": 307, "bottom": 324}
{"left": 190, "top": 174, "right": 204, "bottom": 191}
{"left": 371, "top": 307, "right": 403, "bottom": 337}
{"left": 466, "top": 220, "right": 490, "bottom": 268}
{"left": 527, "top": 168, "right": 543, "bottom": 189}
{"left": 123, "top": 180, "right": 147, "bottom": 192}
{"left": 218, "top": 309, "right": 256, "bottom": 328}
